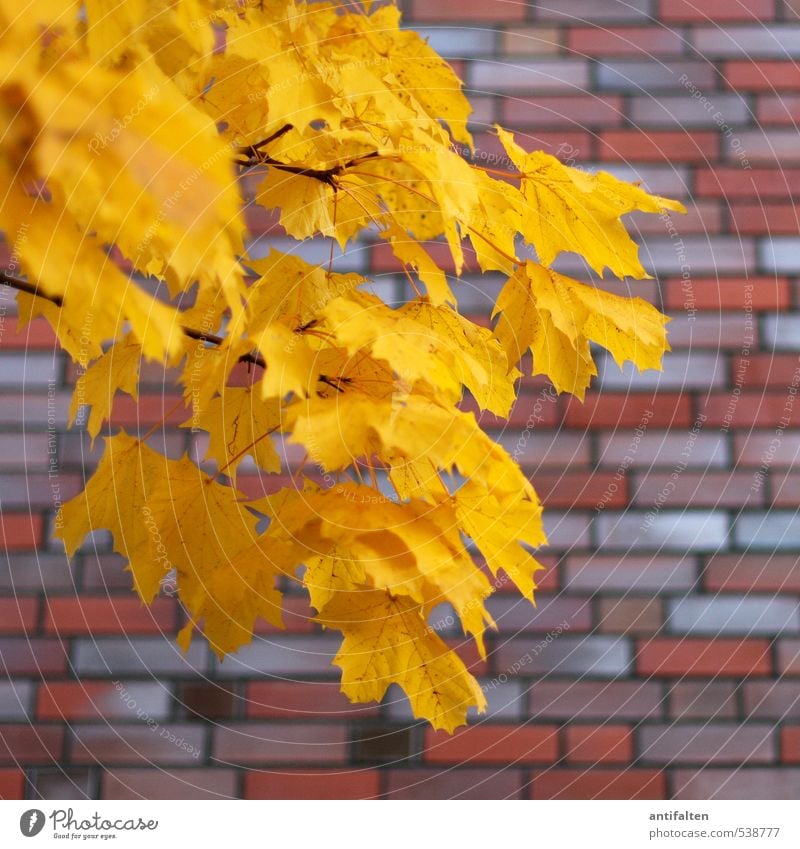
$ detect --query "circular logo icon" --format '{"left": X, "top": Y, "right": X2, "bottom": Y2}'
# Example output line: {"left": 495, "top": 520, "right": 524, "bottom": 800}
{"left": 19, "top": 810, "right": 46, "bottom": 837}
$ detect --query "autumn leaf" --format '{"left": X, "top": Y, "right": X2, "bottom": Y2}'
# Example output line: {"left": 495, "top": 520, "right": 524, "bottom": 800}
{"left": 7, "top": 0, "right": 685, "bottom": 731}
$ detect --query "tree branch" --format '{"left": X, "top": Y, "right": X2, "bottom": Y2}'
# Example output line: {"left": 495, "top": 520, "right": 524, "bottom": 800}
{"left": 0, "top": 270, "right": 266, "bottom": 369}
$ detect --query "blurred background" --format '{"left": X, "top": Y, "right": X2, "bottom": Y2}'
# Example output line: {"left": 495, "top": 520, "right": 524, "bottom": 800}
{"left": 1, "top": 0, "right": 799, "bottom": 800}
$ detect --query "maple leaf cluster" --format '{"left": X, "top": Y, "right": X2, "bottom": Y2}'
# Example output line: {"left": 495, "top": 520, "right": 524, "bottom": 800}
{"left": 0, "top": 0, "right": 684, "bottom": 731}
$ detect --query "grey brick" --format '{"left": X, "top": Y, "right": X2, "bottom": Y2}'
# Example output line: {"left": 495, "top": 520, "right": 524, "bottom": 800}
{"left": 0, "top": 354, "right": 59, "bottom": 387}
{"left": 734, "top": 512, "right": 800, "bottom": 550}
{"left": 415, "top": 27, "right": 496, "bottom": 57}
{"left": 667, "top": 596, "right": 800, "bottom": 635}
{"left": 534, "top": 0, "right": 654, "bottom": 22}
{"left": 674, "top": 768, "right": 800, "bottom": 800}
{"left": 593, "top": 163, "right": 691, "bottom": 194}
{"left": 494, "top": 635, "right": 632, "bottom": 677}
{"left": 497, "top": 431, "right": 592, "bottom": 469}
{"left": 0, "top": 473, "right": 82, "bottom": 509}
{"left": 744, "top": 681, "right": 800, "bottom": 719}
{"left": 565, "top": 554, "right": 697, "bottom": 592}
{"left": 0, "top": 553, "right": 77, "bottom": 592}
{"left": 32, "top": 769, "right": 95, "bottom": 800}
{"left": 69, "top": 723, "right": 205, "bottom": 765}
{"left": 387, "top": 679, "right": 525, "bottom": 722}
{"left": 531, "top": 680, "right": 663, "bottom": 720}
{"left": 630, "top": 94, "right": 751, "bottom": 127}
{"left": 760, "top": 238, "right": 800, "bottom": 276}
{"left": 693, "top": 25, "right": 800, "bottom": 58}
{"left": 761, "top": 314, "right": 800, "bottom": 351}
{"left": 73, "top": 638, "right": 209, "bottom": 676}
{"left": 669, "top": 682, "right": 738, "bottom": 720}
{"left": 598, "top": 432, "right": 729, "bottom": 469}
{"left": 487, "top": 593, "right": 591, "bottom": 633}
{"left": 542, "top": 512, "right": 591, "bottom": 549}
{"left": 638, "top": 237, "right": 756, "bottom": 273}
{"left": 597, "top": 351, "right": 726, "bottom": 391}
{"left": 0, "top": 680, "right": 33, "bottom": 720}
{"left": 0, "top": 393, "right": 71, "bottom": 427}
{"left": 596, "top": 510, "right": 729, "bottom": 551}
{"left": 639, "top": 723, "right": 776, "bottom": 764}
{"left": 0, "top": 434, "right": 50, "bottom": 470}
{"left": 596, "top": 61, "right": 716, "bottom": 92}
{"left": 211, "top": 636, "right": 341, "bottom": 678}
{"left": 470, "top": 60, "right": 590, "bottom": 92}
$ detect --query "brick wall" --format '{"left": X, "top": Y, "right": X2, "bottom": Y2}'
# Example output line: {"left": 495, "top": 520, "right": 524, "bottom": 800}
{"left": 1, "top": 0, "right": 800, "bottom": 800}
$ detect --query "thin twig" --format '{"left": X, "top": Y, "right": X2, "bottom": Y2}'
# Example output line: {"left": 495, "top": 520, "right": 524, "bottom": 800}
{"left": 0, "top": 270, "right": 267, "bottom": 368}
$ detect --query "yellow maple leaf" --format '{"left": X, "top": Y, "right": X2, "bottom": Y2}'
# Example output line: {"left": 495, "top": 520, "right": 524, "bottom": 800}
{"left": 319, "top": 588, "right": 486, "bottom": 733}
{"left": 68, "top": 338, "right": 142, "bottom": 444}
{"left": 184, "top": 385, "right": 281, "bottom": 478}
{"left": 494, "top": 261, "right": 670, "bottom": 400}
{"left": 496, "top": 126, "right": 685, "bottom": 279}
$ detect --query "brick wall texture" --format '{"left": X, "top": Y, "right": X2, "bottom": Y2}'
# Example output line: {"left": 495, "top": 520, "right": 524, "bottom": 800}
{"left": 2, "top": 0, "right": 800, "bottom": 800}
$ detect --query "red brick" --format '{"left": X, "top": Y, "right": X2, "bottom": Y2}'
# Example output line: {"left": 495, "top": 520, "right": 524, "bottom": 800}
{"left": 103, "top": 768, "right": 239, "bottom": 800}
{"left": 504, "top": 389, "right": 560, "bottom": 428}
{"left": 563, "top": 393, "right": 691, "bottom": 429}
{"left": 0, "top": 768, "right": 24, "bottom": 798}
{"left": 567, "top": 26, "right": 685, "bottom": 56}
{"left": 253, "top": 596, "right": 315, "bottom": 635}
{"left": 37, "top": 681, "right": 168, "bottom": 721}
{"left": 424, "top": 724, "right": 558, "bottom": 765}
{"left": 734, "top": 432, "right": 800, "bottom": 467}
{"left": 637, "top": 638, "right": 772, "bottom": 677}
{"left": 0, "top": 513, "right": 42, "bottom": 551}
{"left": 659, "top": 0, "right": 775, "bottom": 20}
{"left": 757, "top": 94, "right": 800, "bottom": 124}
{"left": 778, "top": 639, "right": 800, "bottom": 675}
{"left": 533, "top": 768, "right": 666, "bottom": 799}
{"left": 598, "top": 598, "right": 663, "bottom": 635}
{"left": 730, "top": 354, "right": 800, "bottom": 389}
{"left": 725, "top": 60, "right": 800, "bottom": 90}
{"left": 43, "top": 597, "right": 176, "bottom": 635}
{"left": 729, "top": 203, "right": 800, "bottom": 235}
{"left": 371, "top": 239, "right": 478, "bottom": 276}
{"left": 782, "top": 727, "right": 800, "bottom": 763}
{"left": 109, "top": 393, "right": 186, "bottom": 427}
{"left": 698, "top": 393, "right": 798, "bottom": 428}
{"left": 598, "top": 130, "right": 718, "bottom": 163}
{"left": 502, "top": 95, "right": 624, "bottom": 128}
{"left": 564, "top": 725, "right": 632, "bottom": 763}
{"left": 773, "top": 471, "right": 800, "bottom": 507}
{"left": 212, "top": 723, "right": 348, "bottom": 764}
{"left": 530, "top": 471, "right": 628, "bottom": 509}
{"left": 244, "top": 205, "right": 283, "bottom": 238}
{"left": 0, "top": 317, "right": 57, "bottom": 350}
{"left": 502, "top": 27, "right": 561, "bottom": 56}
{"left": 705, "top": 554, "right": 800, "bottom": 592}
{"left": 0, "top": 598, "right": 38, "bottom": 634}
{"left": 245, "top": 769, "right": 380, "bottom": 799}
{"left": 410, "top": 0, "right": 526, "bottom": 21}
{"left": 664, "top": 277, "right": 790, "bottom": 311}
{"left": 245, "top": 681, "right": 379, "bottom": 719}
{"left": 0, "top": 725, "right": 63, "bottom": 764}
{"left": 696, "top": 168, "right": 800, "bottom": 199}
{"left": 385, "top": 767, "right": 523, "bottom": 799}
